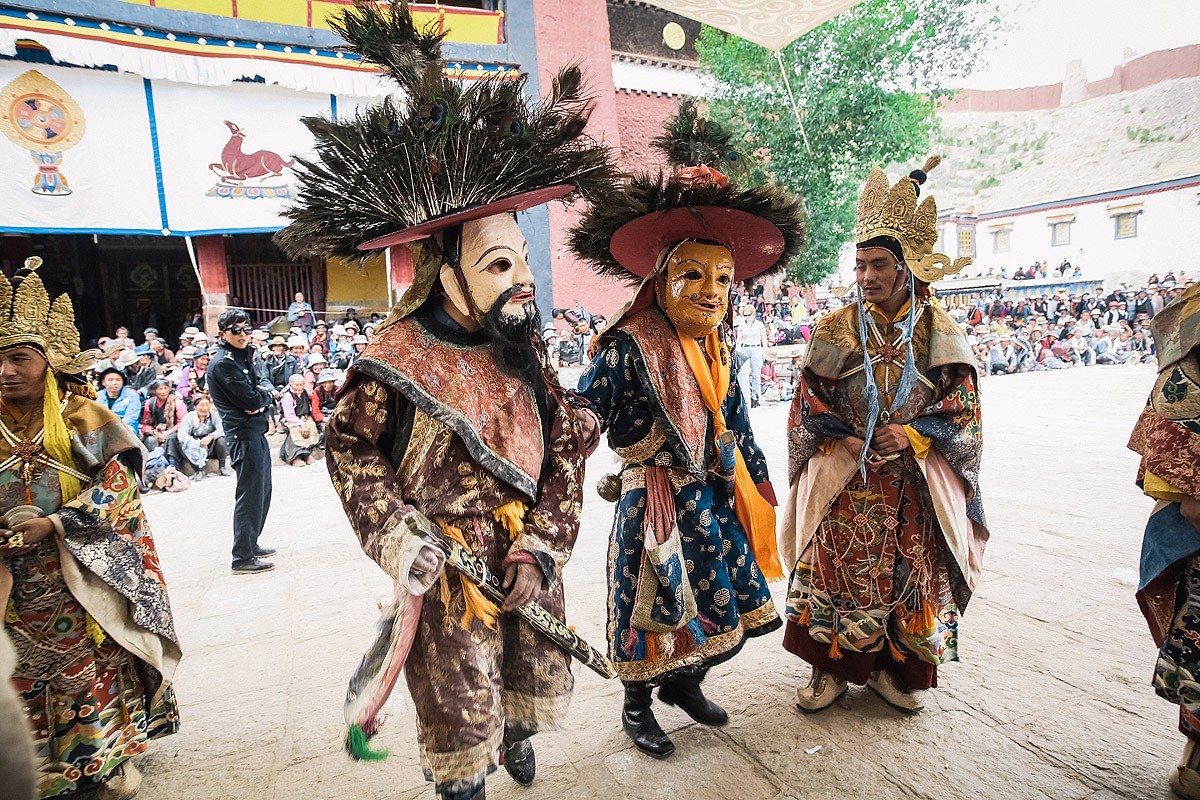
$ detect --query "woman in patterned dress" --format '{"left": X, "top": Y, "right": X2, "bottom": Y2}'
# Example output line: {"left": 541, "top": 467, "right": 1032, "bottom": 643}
{"left": 0, "top": 258, "right": 181, "bottom": 799}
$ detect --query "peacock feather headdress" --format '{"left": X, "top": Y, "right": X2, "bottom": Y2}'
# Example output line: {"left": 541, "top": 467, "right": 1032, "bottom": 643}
{"left": 274, "top": 0, "right": 615, "bottom": 262}
{"left": 569, "top": 100, "right": 806, "bottom": 284}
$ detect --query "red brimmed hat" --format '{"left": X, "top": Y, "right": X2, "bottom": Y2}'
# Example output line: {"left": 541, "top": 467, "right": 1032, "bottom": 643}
{"left": 569, "top": 101, "right": 806, "bottom": 285}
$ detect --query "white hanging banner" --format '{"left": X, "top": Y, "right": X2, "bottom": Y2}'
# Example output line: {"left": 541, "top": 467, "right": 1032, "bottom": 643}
{"left": 150, "top": 79, "right": 332, "bottom": 235}
{"left": 0, "top": 61, "right": 162, "bottom": 233}
{"left": 0, "top": 58, "right": 378, "bottom": 236}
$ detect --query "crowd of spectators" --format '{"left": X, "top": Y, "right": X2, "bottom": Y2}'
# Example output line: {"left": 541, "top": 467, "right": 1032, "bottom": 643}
{"left": 947, "top": 271, "right": 1191, "bottom": 375}
{"left": 89, "top": 298, "right": 382, "bottom": 490}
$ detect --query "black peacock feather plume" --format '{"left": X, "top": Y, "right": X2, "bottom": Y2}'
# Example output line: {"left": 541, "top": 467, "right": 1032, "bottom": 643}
{"left": 570, "top": 100, "right": 806, "bottom": 284}
{"left": 650, "top": 99, "right": 746, "bottom": 177}
{"left": 275, "top": 0, "right": 615, "bottom": 262}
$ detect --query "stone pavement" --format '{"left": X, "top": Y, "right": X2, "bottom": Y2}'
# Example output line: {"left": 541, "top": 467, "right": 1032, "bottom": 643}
{"left": 135, "top": 364, "right": 1178, "bottom": 800}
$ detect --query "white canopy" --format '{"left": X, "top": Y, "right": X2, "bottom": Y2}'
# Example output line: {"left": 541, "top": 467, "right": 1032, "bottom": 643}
{"left": 641, "top": 0, "right": 866, "bottom": 51}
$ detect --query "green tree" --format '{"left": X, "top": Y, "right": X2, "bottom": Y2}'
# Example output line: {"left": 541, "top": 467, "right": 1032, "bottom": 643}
{"left": 697, "top": 0, "right": 997, "bottom": 285}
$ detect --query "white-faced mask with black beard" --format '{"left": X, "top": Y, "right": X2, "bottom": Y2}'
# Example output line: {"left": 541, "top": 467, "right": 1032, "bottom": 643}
{"left": 438, "top": 213, "right": 543, "bottom": 384}
{"left": 439, "top": 214, "right": 537, "bottom": 325}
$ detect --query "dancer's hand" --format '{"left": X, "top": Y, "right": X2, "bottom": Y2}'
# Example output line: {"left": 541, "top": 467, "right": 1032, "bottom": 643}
{"left": 502, "top": 562, "right": 542, "bottom": 611}
{"left": 1183, "top": 497, "right": 1200, "bottom": 535}
{"left": 1, "top": 518, "right": 54, "bottom": 556}
{"left": 871, "top": 424, "right": 910, "bottom": 456}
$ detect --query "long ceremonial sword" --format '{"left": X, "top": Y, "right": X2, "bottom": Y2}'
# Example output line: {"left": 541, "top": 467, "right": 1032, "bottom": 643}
{"left": 407, "top": 514, "right": 617, "bottom": 680}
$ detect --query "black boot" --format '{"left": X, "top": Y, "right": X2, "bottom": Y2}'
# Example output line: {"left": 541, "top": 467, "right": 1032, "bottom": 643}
{"left": 438, "top": 782, "right": 485, "bottom": 800}
{"left": 622, "top": 684, "right": 675, "bottom": 759}
{"left": 501, "top": 735, "right": 536, "bottom": 785}
{"left": 658, "top": 674, "right": 729, "bottom": 726}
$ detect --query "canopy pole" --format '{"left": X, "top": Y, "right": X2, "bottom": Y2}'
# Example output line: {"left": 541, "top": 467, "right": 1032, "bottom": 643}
{"left": 775, "top": 49, "right": 811, "bottom": 155}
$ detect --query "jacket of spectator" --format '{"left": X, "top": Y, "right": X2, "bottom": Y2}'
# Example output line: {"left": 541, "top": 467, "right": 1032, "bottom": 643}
{"left": 97, "top": 383, "right": 142, "bottom": 436}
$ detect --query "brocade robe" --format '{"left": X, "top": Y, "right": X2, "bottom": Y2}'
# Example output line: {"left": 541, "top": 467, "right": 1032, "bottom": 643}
{"left": 779, "top": 298, "right": 988, "bottom": 688}
{"left": 1129, "top": 283, "right": 1200, "bottom": 740}
{"left": 1, "top": 393, "right": 180, "bottom": 799}
{"left": 578, "top": 306, "right": 780, "bottom": 686}
{"left": 324, "top": 302, "right": 588, "bottom": 792}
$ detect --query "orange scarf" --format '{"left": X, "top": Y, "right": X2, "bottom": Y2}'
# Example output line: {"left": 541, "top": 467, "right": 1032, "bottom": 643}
{"left": 678, "top": 328, "right": 783, "bottom": 581}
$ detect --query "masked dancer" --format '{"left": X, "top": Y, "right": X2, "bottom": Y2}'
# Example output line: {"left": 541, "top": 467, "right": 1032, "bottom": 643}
{"left": 274, "top": 3, "right": 611, "bottom": 799}
{"left": 570, "top": 103, "right": 805, "bottom": 758}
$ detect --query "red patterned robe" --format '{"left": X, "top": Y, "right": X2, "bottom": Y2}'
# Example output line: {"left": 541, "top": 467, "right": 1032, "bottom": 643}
{"left": 324, "top": 302, "right": 589, "bottom": 793}
{"left": 1, "top": 393, "right": 180, "bottom": 798}
{"left": 778, "top": 298, "right": 988, "bottom": 689}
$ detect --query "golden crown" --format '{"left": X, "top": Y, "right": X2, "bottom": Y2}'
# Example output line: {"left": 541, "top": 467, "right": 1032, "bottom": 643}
{"left": 854, "top": 155, "right": 971, "bottom": 283}
{"left": 0, "top": 257, "right": 105, "bottom": 374}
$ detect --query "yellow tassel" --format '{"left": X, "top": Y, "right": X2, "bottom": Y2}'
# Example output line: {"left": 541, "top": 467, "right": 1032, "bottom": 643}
{"left": 918, "top": 599, "right": 937, "bottom": 633}
{"left": 828, "top": 632, "right": 842, "bottom": 660}
{"left": 491, "top": 501, "right": 527, "bottom": 542}
{"left": 887, "top": 636, "right": 907, "bottom": 663}
{"left": 441, "top": 524, "right": 500, "bottom": 630}
{"left": 42, "top": 369, "right": 80, "bottom": 501}
{"left": 85, "top": 612, "right": 106, "bottom": 646}
{"left": 798, "top": 602, "right": 811, "bottom": 627}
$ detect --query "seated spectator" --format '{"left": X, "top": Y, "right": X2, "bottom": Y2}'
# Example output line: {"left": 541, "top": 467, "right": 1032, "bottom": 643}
{"left": 279, "top": 373, "right": 321, "bottom": 466}
{"left": 314, "top": 368, "right": 340, "bottom": 418}
{"left": 126, "top": 345, "right": 160, "bottom": 396}
{"left": 95, "top": 366, "right": 141, "bottom": 435}
{"left": 988, "top": 333, "right": 1021, "bottom": 375}
{"left": 304, "top": 353, "right": 328, "bottom": 391}
{"left": 1065, "top": 330, "right": 1095, "bottom": 366}
{"left": 309, "top": 319, "right": 330, "bottom": 348}
{"left": 177, "top": 395, "right": 231, "bottom": 480}
{"left": 140, "top": 379, "right": 187, "bottom": 468}
{"left": 349, "top": 334, "right": 369, "bottom": 366}
{"left": 1095, "top": 326, "right": 1137, "bottom": 364}
{"left": 178, "top": 349, "right": 211, "bottom": 408}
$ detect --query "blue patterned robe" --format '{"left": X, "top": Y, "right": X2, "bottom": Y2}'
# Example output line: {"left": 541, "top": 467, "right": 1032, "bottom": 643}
{"left": 577, "top": 306, "right": 780, "bottom": 685}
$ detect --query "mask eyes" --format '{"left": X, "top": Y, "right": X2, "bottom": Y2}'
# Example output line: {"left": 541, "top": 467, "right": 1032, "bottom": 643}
{"left": 485, "top": 258, "right": 512, "bottom": 275}
{"left": 717, "top": 274, "right": 732, "bottom": 286}
{"left": 682, "top": 269, "right": 704, "bottom": 281}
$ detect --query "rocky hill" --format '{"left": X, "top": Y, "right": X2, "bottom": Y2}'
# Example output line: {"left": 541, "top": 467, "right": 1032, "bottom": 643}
{"left": 927, "top": 75, "right": 1200, "bottom": 213}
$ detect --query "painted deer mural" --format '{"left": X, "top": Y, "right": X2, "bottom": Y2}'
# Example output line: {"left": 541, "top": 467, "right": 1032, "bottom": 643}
{"left": 208, "top": 120, "right": 294, "bottom": 183}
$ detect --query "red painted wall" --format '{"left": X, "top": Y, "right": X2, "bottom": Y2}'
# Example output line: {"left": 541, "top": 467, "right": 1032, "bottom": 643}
{"left": 533, "top": 0, "right": 628, "bottom": 317}
{"left": 941, "top": 44, "right": 1200, "bottom": 114}
{"left": 614, "top": 89, "right": 678, "bottom": 171}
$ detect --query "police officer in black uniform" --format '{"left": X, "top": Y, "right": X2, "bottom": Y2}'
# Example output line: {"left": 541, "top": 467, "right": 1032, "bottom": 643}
{"left": 208, "top": 309, "right": 277, "bottom": 574}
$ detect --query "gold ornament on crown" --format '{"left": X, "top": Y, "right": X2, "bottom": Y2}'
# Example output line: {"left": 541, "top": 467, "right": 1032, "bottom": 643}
{"left": 854, "top": 155, "right": 971, "bottom": 284}
{"left": 0, "top": 257, "right": 110, "bottom": 374}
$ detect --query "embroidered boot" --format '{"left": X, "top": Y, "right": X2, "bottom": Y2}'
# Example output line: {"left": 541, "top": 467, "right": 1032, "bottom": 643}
{"left": 794, "top": 668, "right": 847, "bottom": 713}
{"left": 501, "top": 735, "right": 536, "bottom": 786}
{"left": 1171, "top": 738, "right": 1200, "bottom": 800}
{"left": 97, "top": 761, "right": 142, "bottom": 800}
{"left": 658, "top": 674, "right": 728, "bottom": 726}
{"left": 867, "top": 670, "right": 926, "bottom": 712}
{"left": 622, "top": 684, "right": 675, "bottom": 759}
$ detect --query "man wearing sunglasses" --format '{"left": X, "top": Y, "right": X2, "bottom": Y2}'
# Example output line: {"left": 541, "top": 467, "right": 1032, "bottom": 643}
{"left": 209, "top": 308, "right": 279, "bottom": 574}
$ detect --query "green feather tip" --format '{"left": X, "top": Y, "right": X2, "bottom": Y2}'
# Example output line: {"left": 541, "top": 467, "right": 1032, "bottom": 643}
{"left": 345, "top": 724, "right": 389, "bottom": 761}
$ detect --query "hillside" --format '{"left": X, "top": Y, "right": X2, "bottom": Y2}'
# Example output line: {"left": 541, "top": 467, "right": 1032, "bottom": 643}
{"left": 927, "top": 75, "right": 1200, "bottom": 213}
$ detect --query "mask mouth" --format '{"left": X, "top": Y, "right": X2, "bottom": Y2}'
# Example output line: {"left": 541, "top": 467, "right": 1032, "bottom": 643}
{"left": 507, "top": 288, "right": 536, "bottom": 305}
{"left": 693, "top": 299, "right": 721, "bottom": 313}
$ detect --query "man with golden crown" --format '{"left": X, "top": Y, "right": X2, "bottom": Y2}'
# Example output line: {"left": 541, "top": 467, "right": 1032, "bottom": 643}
{"left": 273, "top": 3, "right": 611, "bottom": 799}
{"left": 569, "top": 102, "right": 805, "bottom": 758}
{"left": 778, "top": 158, "right": 989, "bottom": 714}
{"left": 0, "top": 257, "right": 180, "bottom": 799}
{"left": 1127, "top": 281, "right": 1200, "bottom": 799}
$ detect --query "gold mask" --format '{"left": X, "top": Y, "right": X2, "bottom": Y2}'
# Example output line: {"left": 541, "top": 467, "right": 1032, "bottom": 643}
{"left": 439, "top": 214, "right": 535, "bottom": 323}
{"left": 654, "top": 241, "right": 734, "bottom": 339}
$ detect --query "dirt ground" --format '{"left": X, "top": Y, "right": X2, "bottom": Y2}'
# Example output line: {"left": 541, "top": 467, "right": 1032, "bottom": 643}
{"left": 134, "top": 363, "right": 1177, "bottom": 799}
